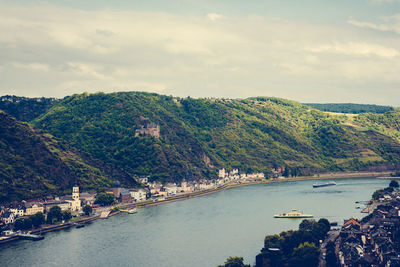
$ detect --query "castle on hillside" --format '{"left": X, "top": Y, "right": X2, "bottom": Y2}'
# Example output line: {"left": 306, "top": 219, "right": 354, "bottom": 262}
{"left": 135, "top": 118, "right": 160, "bottom": 138}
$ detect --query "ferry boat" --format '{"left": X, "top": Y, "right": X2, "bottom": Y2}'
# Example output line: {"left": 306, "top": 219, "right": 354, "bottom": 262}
{"left": 312, "top": 181, "right": 336, "bottom": 188}
{"left": 273, "top": 209, "right": 313, "bottom": 218}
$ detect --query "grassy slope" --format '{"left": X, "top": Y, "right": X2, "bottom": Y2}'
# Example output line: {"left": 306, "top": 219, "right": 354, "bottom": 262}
{"left": 0, "top": 110, "right": 138, "bottom": 202}
{"left": 31, "top": 92, "right": 400, "bottom": 182}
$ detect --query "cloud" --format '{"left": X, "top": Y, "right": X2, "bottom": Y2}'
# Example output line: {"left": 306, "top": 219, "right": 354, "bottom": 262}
{"left": 1, "top": 3, "right": 400, "bottom": 105}
{"left": 308, "top": 42, "right": 399, "bottom": 58}
{"left": 206, "top": 13, "right": 224, "bottom": 21}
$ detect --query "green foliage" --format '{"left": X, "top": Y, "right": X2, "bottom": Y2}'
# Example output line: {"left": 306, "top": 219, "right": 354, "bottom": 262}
{"left": 0, "top": 95, "right": 60, "bottom": 122}
{"left": 83, "top": 205, "right": 92, "bottom": 216}
{"left": 46, "top": 206, "right": 62, "bottom": 224}
{"left": 0, "top": 111, "right": 138, "bottom": 202}
{"left": 14, "top": 217, "right": 32, "bottom": 231}
{"left": 29, "top": 92, "right": 400, "bottom": 186}
{"left": 30, "top": 212, "right": 45, "bottom": 228}
{"left": 325, "top": 241, "right": 338, "bottom": 267}
{"left": 305, "top": 103, "right": 393, "bottom": 114}
{"left": 287, "top": 242, "right": 319, "bottom": 267}
{"left": 62, "top": 210, "right": 72, "bottom": 222}
{"left": 218, "top": 256, "right": 250, "bottom": 267}
{"left": 95, "top": 193, "right": 115, "bottom": 206}
{"left": 389, "top": 180, "right": 399, "bottom": 188}
{"left": 257, "top": 219, "right": 329, "bottom": 267}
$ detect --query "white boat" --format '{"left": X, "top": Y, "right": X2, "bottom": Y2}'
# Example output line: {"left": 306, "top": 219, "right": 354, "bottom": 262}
{"left": 313, "top": 181, "right": 336, "bottom": 188}
{"left": 274, "top": 209, "right": 313, "bottom": 218}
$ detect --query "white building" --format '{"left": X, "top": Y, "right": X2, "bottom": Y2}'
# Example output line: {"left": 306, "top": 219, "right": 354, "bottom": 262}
{"left": 1, "top": 212, "right": 15, "bottom": 224}
{"left": 25, "top": 202, "right": 44, "bottom": 216}
{"left": 218, "top": 168, "right": 226, "bottom": 178}
{"left": 164, "top": 183, "right": 178, "bottom": 196}
{"left": 66, "top": 186, "right": 81, "bottom": 212}
{"left": 130, "top": 189, "right": 147, "bottom": 202}
{"left": 9, "top": 208, "right": 24, "bottom": 217}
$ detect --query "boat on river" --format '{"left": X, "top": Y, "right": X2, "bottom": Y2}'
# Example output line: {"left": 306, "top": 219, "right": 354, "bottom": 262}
{"left": 121, "top": 208, "right": 137, "bottom": 214}
{"left": 312, "top": 181, "right": 336, "bottom": 188}
{"left": 274, "top": 209, "right": 313, "bottom": 218}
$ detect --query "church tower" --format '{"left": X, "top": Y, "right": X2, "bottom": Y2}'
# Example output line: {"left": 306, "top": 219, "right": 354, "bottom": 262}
{"left": 71, "top": 186, "right": 81, "bottom": 211}
{"left": 73, "top": 186, "right": 79, "bottom": 201}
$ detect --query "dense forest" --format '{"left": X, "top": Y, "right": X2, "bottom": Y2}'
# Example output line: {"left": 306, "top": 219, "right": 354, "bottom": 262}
{"left": 0, "top": 95, "right": 60, "bottom": 121}
{"left": 31, "top": 92, "right": 400, "bottom": 181}
{"left": 0, "top": 111, "right": 138, "bottom": 202}
{"left": 1, "top": 91, "right": 400, "bottom": 201}
{"left": 304, "top": 103, "right": 394, "bottom": 114}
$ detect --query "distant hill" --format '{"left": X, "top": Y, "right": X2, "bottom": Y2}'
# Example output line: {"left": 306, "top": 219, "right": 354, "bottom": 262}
{"left": 29, "top": 92, "right": 400, "bottom": 183}
{"left": 0, "top": 111, "right": 138, "bottom": 202}
{"left": 304, "top": 103, "right": 394, "bottom": 114}
{"left": 0, "top": 95, "right": 60, "bottom": 121}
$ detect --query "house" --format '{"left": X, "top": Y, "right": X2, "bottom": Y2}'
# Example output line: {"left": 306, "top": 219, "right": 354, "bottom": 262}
{"left": 25, "top": 202, "right": 44, "bottom": 216}
{"left": 1, "top": 211, "right": 15, "bottom": 225}
{"left": 120, "top": 188, "right": 133, "bottom": 203}
{"left": 150, "top": 185, "right": 162, "bottom": 195}
{"left": 138, "top": 177, "right": 149, "bottom": 184}
{"left": 79, "top": 192, "right": 96, "bottom": 205}
{"left": 130, "top": 189, "right": 147, "bottom": 202}
{"left": 43, "top": 200, "right": 70, "bottom": 212}
{"left": 9, "top": 208, "right": 24, "bottom": 217}
{"left": 164, "top": 183, "right": 178, "bottom": 196}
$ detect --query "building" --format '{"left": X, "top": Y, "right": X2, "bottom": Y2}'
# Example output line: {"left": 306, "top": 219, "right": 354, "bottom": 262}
{"left": 135, "top": 121, "right": 160, "bottom": 138}
{"left": 218, "top": 168, "right": 226, "bottom": 178}
{"left": 79, "top": 192, "right": 96, "bottom": 206}
{"left": 112, "top": 181, "right": 121, "bottom": 198}
{"left": 24, "top": 202, "right": 44, "bottom": 216}
{"left": 1, "top": 211, "right": 15, "bottom": 225}
{"left": 9, "top": 208, "right": 24, "bottom": 217}
{"left": 164, "top": 183, "right": 178, "bottom": 196}
{"left": 43, "top": 200, "right": 71, "bottom": 212}
{"left": 130, "top": 189, "right": 147, "bottom": 202}
{"left": 69, "top": 186, "right": 81, "bottom": 211}
{"left": 120, "top": 188, "right": 133, "bottom": 203}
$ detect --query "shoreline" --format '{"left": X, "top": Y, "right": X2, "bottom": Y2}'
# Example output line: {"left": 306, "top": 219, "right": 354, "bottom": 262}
{"left": 0, "top": 170, "right": 392, "bottom": 245}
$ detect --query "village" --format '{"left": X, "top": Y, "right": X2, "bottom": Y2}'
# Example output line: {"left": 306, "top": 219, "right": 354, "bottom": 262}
{"left": 322, "top": 183, "right": 400, "bottom": 267}
{"left": 0, "top": 168, "right": 268, "bottom": 239}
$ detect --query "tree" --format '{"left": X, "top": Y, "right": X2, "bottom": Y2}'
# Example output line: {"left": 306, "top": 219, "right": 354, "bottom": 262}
{"left": 83, "top": 205, "right": 92, "bottom": 216}
{"left": 62, "top": 210, "right": 72, "bottom": 222}
{"left": 95, "top": 193, "right": 115, "bottom": 206}
{"left": 389, "top": 180, "right": 399, "bottom": 188}
{"left": 14, "top": 217, "right": 32, "bottom": 231}
{"left": 46, "top": 206, "right": 62, "bottom": 224}
{"left": 287, "top": 242, "right": 319, "bottom": 267}
{"left": 30, "top": 212, "right": 45, "bottom": 228}
{"left": 325, "top": 241, "right": 338, "bottom": 267}
{"left": 218, "top": 256, "right": 250, "bottom": 267}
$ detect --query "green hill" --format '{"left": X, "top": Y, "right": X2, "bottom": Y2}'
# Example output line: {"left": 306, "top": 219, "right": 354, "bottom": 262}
{"left": 304, "top": 103, "right": 394, "bottom": 114}
{"left": 0, "top": 95, "right": 60, "bottom": 122}
{"left": 30, "top": 92, "right": 400, "bottom": 183}
{"left": 0, "top": 110, "right": 138, "bottom": 202}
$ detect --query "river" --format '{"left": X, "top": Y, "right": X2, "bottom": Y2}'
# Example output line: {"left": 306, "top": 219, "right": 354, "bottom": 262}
{"left": 0, "top": 177, "right": 390, "bottom": 266}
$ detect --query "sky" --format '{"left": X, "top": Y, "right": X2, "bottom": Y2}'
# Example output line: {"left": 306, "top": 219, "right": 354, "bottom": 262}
{"left": 1, "top": 0, "right": 400, "bottom": 105}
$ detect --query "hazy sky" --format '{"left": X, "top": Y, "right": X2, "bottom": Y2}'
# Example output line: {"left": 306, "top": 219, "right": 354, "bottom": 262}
{"left": 1, "top": 0, "right": 400, "bottom": 105}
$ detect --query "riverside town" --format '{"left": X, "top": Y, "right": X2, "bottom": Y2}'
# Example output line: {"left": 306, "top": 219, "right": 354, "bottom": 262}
{"left": 0, "top": 168, "right": 266, "bottom": 242}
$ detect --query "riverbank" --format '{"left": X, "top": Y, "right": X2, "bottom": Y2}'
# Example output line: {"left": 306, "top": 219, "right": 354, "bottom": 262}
{"left": 119, "top": 171, "right": 391, "bottom": 210}
{"left": 0, "top": 170, "right": 391, "bottom": 245}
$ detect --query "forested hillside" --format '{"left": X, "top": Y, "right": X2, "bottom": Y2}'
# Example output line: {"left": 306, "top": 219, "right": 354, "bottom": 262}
{"left": 304, "top": 103, "right": 394, "bottom": 114}
{"left": 0, "top": 111, "right": 138, "bottom": 202}
{"left": 0, "top": 95, "right": 60, "bottom": 121}
{"left": 30, "top": 92, "right": 400, "bottom": 183}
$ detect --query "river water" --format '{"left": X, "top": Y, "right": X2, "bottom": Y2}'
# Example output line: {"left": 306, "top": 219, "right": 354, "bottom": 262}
{"left": 0, "top": 178, "right": 390, "bottom": 266}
